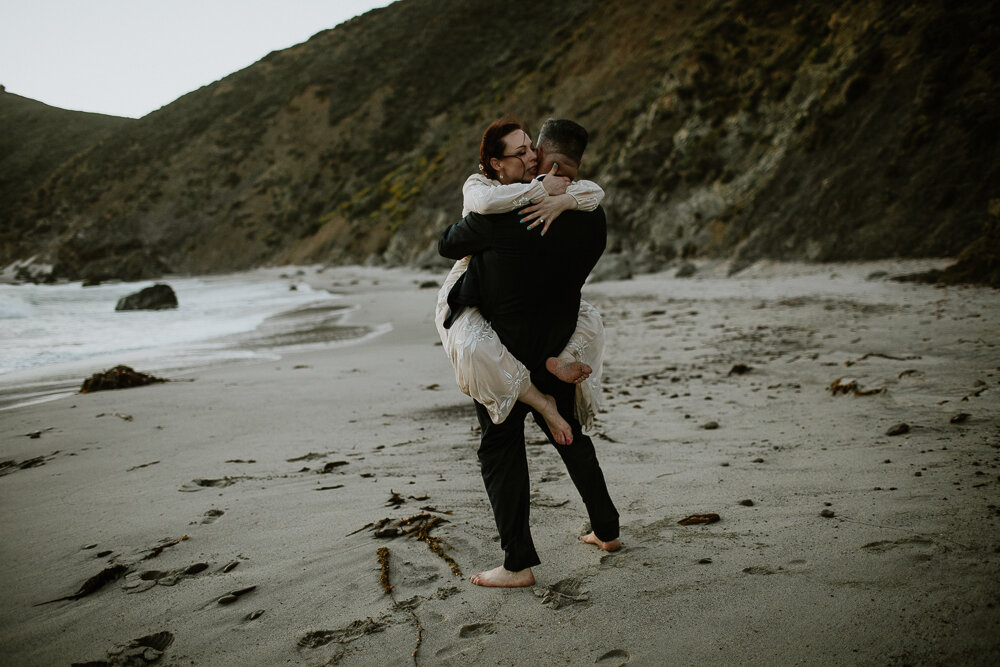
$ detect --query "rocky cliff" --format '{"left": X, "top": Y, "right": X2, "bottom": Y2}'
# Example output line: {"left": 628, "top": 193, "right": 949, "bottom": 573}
{"left": 0, "top": 92, "right": 131, "bottom": 279}
{"left": 2, "top": 0, "right": 997, "bottom": 283}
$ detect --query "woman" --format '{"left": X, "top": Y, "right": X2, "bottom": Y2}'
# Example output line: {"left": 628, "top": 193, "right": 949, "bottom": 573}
{"left": 434, "top": 118, "right": 606, "bottom": 444}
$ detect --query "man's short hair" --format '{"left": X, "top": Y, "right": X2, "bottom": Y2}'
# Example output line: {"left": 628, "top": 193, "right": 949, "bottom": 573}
{"left": 537, "top": 119, "right": 589, "bottom": 164}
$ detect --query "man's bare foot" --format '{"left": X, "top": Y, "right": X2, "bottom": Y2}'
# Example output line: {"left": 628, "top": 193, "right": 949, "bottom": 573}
{"left": 469, "top": 565, "right": 535, "bottom": 588}
{"left": 580, "top": 532, "right": 620, "bottom": 552}
{"left": 545, "top": 357, "right": 592, "bottom": 384}
{"left": 539, "top": 393, "right": 573, "bottom": 445}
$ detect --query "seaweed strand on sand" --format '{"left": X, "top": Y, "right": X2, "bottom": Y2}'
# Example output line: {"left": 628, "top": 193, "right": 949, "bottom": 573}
{"left": 375, "top": 546, "right": 424, "bottom": 665}
{"left": 35, "top": 564, "right": 130, "bottom": 605}
{"left": 377, "top": 546, "right": 392, "bottom": 595}
{"left": 352, "top": 510, "right": 462, "bottom": 578}
{"left": 142, "top": 535, "right": 189, "bottom": 560}
{"left": 404, "top": 515, "right": 462, "bottom": 578}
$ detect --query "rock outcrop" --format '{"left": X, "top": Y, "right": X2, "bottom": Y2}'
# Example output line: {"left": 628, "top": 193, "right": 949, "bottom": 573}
{"left": 115, "top": 284, "right": 178, "bottom": 311}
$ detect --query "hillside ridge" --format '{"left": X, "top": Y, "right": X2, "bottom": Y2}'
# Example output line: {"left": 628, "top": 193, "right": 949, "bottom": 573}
{"left": 2, "top": 0, "right": 997, "bottom": 284}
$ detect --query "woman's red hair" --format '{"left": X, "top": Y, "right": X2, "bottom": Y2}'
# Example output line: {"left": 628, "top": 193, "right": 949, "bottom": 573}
{"left": 479, "top": 117, "right": 526, "bottom": 181}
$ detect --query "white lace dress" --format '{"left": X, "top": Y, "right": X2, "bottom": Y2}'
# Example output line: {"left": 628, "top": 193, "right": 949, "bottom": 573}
{"left": 434, "top": 174, "right": 606, "bottom": 431}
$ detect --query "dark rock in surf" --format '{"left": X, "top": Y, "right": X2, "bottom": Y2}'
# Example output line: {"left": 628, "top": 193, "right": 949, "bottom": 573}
{"left": 115, "top": 284, "right": 178, "bottom": 311}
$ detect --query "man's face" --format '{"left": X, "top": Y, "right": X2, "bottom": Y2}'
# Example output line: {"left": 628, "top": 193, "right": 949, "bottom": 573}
{"left": 537, "top": 148, "right": 579, "bottom": 180}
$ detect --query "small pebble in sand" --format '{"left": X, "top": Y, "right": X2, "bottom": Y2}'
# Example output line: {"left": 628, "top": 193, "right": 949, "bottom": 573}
{"left": 752, "top": 457, "right": 764, "bottom": 463}
{"left": 698, "top": 558, "right": 713, "bottom": 564}
{"left": 949, "top": 412, "right": 970, "bottom": 424}
{"left": 914, "top": 471, "right": 922, "bottom": 476}
{"left": 702, "top": 421, "right": 719, "bottom": 430}
{"left": 885, "top": 422, "right": 910, "bottom": 436}
{"left": 739, "top": 499, "right": 754, "bottom": 506}
{"left": 820, "top": 509, "right": 836, "bottom": 518}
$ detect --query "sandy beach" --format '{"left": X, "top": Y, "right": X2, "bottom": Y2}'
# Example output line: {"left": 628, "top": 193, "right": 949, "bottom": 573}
{"left": 1, "top": 261, "right": 997, "bottom": 666}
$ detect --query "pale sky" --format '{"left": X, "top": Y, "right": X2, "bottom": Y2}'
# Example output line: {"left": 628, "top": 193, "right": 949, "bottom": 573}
{"left": 0, "top": 1, "right": 396, "bottom": 118}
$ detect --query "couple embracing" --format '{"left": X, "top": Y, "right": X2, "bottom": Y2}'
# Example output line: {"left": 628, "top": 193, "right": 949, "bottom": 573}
{"left": 435, "top": 117, "right": 620, "bottom": 588}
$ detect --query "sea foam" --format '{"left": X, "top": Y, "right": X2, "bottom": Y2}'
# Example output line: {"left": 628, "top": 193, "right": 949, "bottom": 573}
{"left": 0, "top": 274, "right": 348, "bottom": 380}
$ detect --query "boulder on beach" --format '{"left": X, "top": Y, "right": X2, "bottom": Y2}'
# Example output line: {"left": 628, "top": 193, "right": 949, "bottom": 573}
{"left": 80, "top": 365, "right": 167, "bottom": 393}
{"left": 115, "top": 284, "right": 178, "bottom": 311}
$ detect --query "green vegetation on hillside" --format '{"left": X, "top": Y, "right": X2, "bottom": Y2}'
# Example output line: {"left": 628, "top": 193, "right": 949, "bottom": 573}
{"left": 2, "top": 0, "right": 997, "bottom": 285}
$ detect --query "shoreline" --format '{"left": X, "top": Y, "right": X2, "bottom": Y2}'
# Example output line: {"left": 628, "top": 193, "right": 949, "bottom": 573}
{"left": 1, "top": 259, "right": 997, "bottom": 665}
{"left": 0, "top": 266, "right": 395, "bottom": 411}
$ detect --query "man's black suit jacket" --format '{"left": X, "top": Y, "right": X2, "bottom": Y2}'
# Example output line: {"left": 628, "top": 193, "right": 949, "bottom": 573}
{"left": 438, "top": 206, "right": 607, "bottom": 374}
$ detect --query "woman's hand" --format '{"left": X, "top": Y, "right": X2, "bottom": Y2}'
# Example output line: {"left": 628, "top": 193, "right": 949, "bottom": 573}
{"left": 540, "top": 163, "right": 570, "bottom": 196}
{"left": 519, "top": 194, "right": 578, "bottom": 235}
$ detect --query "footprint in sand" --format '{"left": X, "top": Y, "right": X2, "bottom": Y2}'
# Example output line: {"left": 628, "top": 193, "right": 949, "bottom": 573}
{"left": 786, "top": 558, "right": 810, "bottom": 572}
{"left": 600, "top": 550, "right": 627, "bottom": 568}
{"left": 537, "top": 467, "right": 566, "bottom": 483}
{"left": 122, "top": 571, "right": 164, "bottom": 593}
{"left": 298, "top": 618, "right": 389, "bottom": 648}
{"left": 179, "top": 477, "right": 245, "bottom": 492}
{"left": 200, "top": 509, "right": 225, "bottom": 524}
{"left": 530, "top": 491, "right": 569, "bottom": 508}
{"left": 122, "top": 562, "right": 210, "bottom": 593}
{"left": 533, "top": 577, "right": 590, "bottom": 609}
{"left": 861, "top": 535, "right": 941, "bottom": 562}
{"left": 458, "top": 622, "right": 496, "bottom": 638}
{"left": 73, "top": 631, "right": 175, "bottom": 665}
{"left": 596, "top": 648, "right": 631, "bottom": 665}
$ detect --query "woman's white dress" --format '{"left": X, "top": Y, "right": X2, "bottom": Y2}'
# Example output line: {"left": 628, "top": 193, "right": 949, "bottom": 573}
{"left": 433, "top": 174, "right": 606, "bottom": 431}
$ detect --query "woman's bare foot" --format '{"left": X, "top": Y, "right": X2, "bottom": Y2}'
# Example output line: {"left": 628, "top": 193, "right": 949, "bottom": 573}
{"left": 538, "top": 393, "right": 573, "bottom": 445}
{"left": 545, "top": 357, "right": 592, "bottom": 384}
{"left": 580, "top": 532, "right": 620, "bottom": 552}
{"left": 469, "top": 565, "right": 535, "bottom": 588}
{"left": 518, "top": 384, "right": 574, "bottom": 445}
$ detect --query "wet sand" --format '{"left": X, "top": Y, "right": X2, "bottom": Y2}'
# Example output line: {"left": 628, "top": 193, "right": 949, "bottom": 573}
{"left": 1, "top": 261, "right": 997, "bottom": 665}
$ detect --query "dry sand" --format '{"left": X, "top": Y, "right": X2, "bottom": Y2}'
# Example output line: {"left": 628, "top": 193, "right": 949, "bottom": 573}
{"left": 1, "top": 260, "right": 998, "bottom": 666}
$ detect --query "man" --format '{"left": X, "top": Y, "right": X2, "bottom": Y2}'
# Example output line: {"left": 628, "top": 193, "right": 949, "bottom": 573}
{"left": 438, "top": 119, "right": 620, "bottom": 588}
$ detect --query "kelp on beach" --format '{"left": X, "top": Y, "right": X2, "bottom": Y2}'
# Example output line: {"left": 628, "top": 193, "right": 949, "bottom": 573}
{"left": 352, "top": 510, "right": 463, "bottom": 579}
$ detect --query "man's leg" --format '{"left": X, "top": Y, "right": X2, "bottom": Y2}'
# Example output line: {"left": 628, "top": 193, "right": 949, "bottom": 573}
{"left": 472, "top": 400, "right": 541, "bottom": 585}
{"left": 529, "top": 381, "right": 620, "bottom": 546}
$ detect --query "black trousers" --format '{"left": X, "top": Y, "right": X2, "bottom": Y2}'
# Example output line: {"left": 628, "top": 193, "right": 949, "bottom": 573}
{"left": 474, "top": 377, "right": 619, "bottom": 572}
